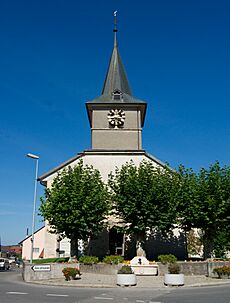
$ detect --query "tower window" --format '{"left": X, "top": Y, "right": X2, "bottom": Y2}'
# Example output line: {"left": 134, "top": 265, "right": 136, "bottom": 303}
{"left": 112, "top": 89, "right": 123, "bottom": 101}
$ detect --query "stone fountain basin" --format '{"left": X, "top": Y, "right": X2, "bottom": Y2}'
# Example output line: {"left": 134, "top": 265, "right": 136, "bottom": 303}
{"left": 131, "top": 265, "right": 158, "bottom": 275}
{"left": 130, "top": 256, "right": 158, "bottom": 276}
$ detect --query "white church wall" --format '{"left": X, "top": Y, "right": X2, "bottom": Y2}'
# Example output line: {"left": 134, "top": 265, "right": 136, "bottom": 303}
{"left": 82, "top": 154, "right": 155, "bottom": 181}
{"left": 43, "top": 153, "right": 157, "bottom": 184}
{"left": 41, "top": 153, "right": 168, "bottom": 259}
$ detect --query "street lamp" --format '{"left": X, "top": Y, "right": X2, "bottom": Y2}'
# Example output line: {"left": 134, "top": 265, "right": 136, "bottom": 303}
{"left": 27, "top": 153, "right": 39, "bottom": 264}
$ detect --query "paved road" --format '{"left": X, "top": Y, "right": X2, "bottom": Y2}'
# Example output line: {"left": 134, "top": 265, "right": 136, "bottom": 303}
{"left": 0, "top": 268, "right": 230, "bottom": 303}
{"left": 160, "top": 286, "right": 230, "bottom": 303}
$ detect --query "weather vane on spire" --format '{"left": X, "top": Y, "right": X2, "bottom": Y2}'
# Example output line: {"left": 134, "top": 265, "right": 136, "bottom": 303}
{"left": 113, "top": 10, "right": 118, "bottom": 46}
{"left": 113, "top": 10, "right": 118, "bottom": 32}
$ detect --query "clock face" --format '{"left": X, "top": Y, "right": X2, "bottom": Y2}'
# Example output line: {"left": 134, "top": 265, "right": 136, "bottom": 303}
{"left": 107, "top": 109, "right": 125, "bottom": 129}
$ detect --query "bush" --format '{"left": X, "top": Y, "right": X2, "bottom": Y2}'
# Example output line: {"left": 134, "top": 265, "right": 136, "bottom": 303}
{"left": 213, "top": 265, "right": 230, "bottom": 278}
{"left": 158, "top": 254, "right": 177, "bottom": 264}
{"left": 117, "top": 265, "right": 134, "bottom": 274}
{"left": 62, "top": 267, "right": 81, "bottom": 281}
{"left": 79, "top": 256, "right": 99, "bottom": 265}
{"left": 32, "top": 258, "right": 69, "bottom": 264}
{"left": 168, "top": 263, "right": 180, "bottom": 274}
{"left": 103, "top": 255, "right": 124, "bottom": 264}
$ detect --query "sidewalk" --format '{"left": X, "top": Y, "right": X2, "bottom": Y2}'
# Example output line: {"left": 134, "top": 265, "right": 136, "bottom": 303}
{"left": 30, "top": 273, "right": 230, "bottom": 288}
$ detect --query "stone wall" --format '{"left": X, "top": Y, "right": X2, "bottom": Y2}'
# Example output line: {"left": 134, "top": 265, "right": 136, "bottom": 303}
{"left": 158, "top": 261, "right": 230, "bottom": 276}
{"left": 80, "top": 264, "right": 119, "bottom": 275}
{"left": 23, "top": 262, "right": 79, "bottom": 282}
{"left": 207, "top": 260, "right": 230, "bottom": 277}
{"left": 158, "top": 262, "right": 208, "bottom": 276}
{"left": 23, "top": 261, "right": 230, "bottom": 281}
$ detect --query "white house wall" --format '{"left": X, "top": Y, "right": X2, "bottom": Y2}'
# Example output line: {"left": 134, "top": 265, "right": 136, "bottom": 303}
{"left": 21, "top": 227, "right": 45, "bottom": 261}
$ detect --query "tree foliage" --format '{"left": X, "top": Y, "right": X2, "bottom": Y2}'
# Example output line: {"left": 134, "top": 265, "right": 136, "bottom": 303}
{"left": 177, "top": 162, "right": 230, "bottom": 258}
{"left": 108, "top": 161, "right": 178, "bottom": 247}
{"left": 39, "top": 157, "right": 230, "bottom": 259}
{"left": 109, "top": 160, "right": 230, "bottom": 259}
{"left": 39, "top": 160, "right": 110, "bottom": 256}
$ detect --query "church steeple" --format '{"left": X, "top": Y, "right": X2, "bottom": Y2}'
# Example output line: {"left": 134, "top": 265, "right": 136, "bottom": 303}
{"left": 102, "top": 11, "right": 132, "bottom": 96}
{"left": 86, "top": 13, "right": 147, "bottom": 151}
{"left": 102, "top": 42, "right": 132, "bottom": 96}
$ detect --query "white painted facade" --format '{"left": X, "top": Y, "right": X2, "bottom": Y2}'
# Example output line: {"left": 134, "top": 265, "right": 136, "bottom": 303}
{"left": 21, "top": 226, "right": 45, "bottom": 260}
{"left": 20, "top": 225, "right": 72, "bottom": 260}
{"left": 41, "top": 151, "right": 163, "bottom": 259}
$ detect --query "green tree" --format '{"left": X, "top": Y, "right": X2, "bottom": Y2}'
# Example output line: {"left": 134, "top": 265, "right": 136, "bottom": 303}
{"left": 213, "top": 227, "right": 230, "bottom": 258}
{"left": 197, "top": 162, "right": 230, "bottom": 258}
{"left": 175, "top": 165, "right": 201, "bottom": 259}
{"left": 39, "top": 160, "right": 110, "bottom": 256}
{"left": 108, "top": 160, "right": 178, "bottom": 255}
{"left": 177, "top": 162, "right": 230, "bottom": 259}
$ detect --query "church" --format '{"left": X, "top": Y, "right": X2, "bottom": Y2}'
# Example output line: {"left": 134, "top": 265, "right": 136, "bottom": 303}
{"left": 38, "top": 21, "right": 186, "bottom": 260}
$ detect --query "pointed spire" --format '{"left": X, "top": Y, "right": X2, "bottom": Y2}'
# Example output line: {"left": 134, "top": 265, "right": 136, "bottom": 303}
{"left": 102, "top": 11, "right": 132, "bottom": 96}
{"left": 113, "top": 10, "right": 117, "bottom": 47}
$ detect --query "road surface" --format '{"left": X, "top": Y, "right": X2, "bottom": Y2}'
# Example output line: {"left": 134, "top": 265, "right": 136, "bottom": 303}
{"left": 0, "top": 268, "right": 229, "bottom": 303}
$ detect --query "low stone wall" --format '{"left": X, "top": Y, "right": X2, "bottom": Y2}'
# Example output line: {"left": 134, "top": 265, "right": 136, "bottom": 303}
{"left": 207, "top": 260, "right": 230, "bottom": 277}
{"left": 80, "top": 262, "right": 208, "bottom": 276}
{"left": 23, "top": 261, "right": 230, "bottom": 281}
{"left": 23, "top": 262, "right": 79, "bottom": 282}
{"left": 180, "top": 262, "right": 208, "bottom": 275}
{"left": 80, "top": 263, "right": 119, "bottom": 275}
{"left": 158, "top": 261, "right": 230, "bottom": 276}
{"left": 23, "top": 262, "right": 118, "bottom": 281}
{"left": 158, "top": 262, "right": 208, "bottom": 276}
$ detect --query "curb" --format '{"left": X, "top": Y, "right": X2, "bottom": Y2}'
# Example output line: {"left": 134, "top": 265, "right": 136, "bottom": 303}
{"left": 185, "top": 281, "right": 230, "bottom": 288}
{"left": 29, "top": 281, "right": 116, "bottom": 288}
{"left": 28, "top": 280, "right": 230, "bottom": 289}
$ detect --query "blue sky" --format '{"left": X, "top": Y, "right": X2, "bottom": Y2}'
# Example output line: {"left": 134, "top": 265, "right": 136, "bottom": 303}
{"left": 0, "top": 0, "right": 229, "bottom": 245}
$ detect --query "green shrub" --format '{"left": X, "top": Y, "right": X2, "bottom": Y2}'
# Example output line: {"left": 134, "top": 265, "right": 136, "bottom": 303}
{"left": 56, "top": 258, "right": 70, "bottom": 263}
{"left": 103, "top": 255, "right": 124, "bottom": 264}
{"left": 32, "top": 258, "right": 69, "bottom": 264}
{"left": 158, "top": 254, "right": 177, "bottom": 264}
{"left": 62, "top": 267, "right": 81, "bottom": 281}
{"left": 79, "top": 256, "right": 99, "bottom": 265}
{"left": 168, "top": 263, "right": 180, "bottom": 274}
{"left": 213, "top": 265, "right": 230, "bottom": 278}
{"left": 117, "top": 265, "right": 133, "bottom": 274}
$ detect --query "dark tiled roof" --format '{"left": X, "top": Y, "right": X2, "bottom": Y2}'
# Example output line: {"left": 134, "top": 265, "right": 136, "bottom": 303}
{"left": 102, "top": 44, "right": 132, "bottom": 96}
{"left": 87, "top": 92, "right": 146, "bottom": 104}
{"left": 87, "top": 40, "right": 146, "bottom": 105}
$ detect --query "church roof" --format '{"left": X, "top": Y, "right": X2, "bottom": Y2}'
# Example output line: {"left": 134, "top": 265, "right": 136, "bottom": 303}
{"left": 102, "top": 41, "right": 132, "bottom": 96}
{"left": 88, "top": 92, "right": 146, "bottom": 104}
{"left": 87, "top": 27, "right": 146, "bottom": 105}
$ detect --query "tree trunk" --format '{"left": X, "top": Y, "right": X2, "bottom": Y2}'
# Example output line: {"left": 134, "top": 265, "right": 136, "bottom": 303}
{"left": 184, "top": 230, "right": 189, "bottom": 260}
{"left": 203, "top": 229, "right": 215, "bottom": 259}
{"left": 87, "top": 235, "right": 92, "bottom": 255}
{"left": 70, "top": 237, "right": 78, "bottom": 257}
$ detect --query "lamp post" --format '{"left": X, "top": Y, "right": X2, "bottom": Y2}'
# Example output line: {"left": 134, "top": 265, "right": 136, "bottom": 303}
{"left": 27, "top": 153, "right": 39, "bottom": 264}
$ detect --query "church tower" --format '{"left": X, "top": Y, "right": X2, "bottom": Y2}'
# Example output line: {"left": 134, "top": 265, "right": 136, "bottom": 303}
{"left": 38, "top": 15, "right": 167, "bottom": 260}
{"left": 86, "top": 17, "right": 147, "bottom": 151}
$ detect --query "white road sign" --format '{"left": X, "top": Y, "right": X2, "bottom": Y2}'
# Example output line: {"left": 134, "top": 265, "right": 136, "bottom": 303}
{"left": 31, "top": 265, "right": 51, "bottom": 272}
